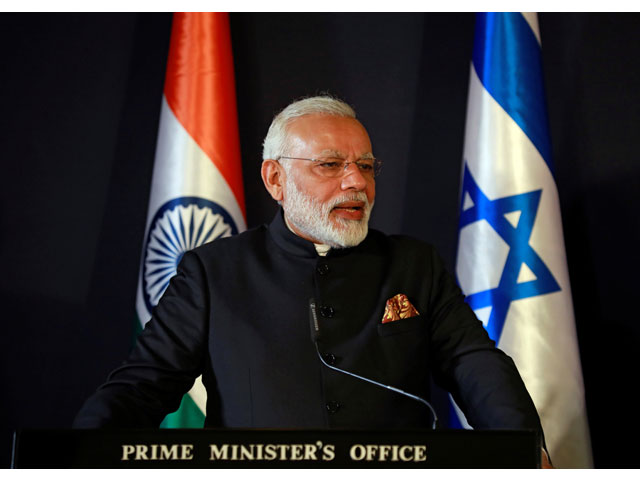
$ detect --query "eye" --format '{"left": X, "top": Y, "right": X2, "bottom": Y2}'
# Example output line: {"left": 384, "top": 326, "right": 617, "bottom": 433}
{"left": 316, "top": 158, "right": 344, "bottom": 170}
{"left": 357, "top": 162, "right": 374, "bottom": 172}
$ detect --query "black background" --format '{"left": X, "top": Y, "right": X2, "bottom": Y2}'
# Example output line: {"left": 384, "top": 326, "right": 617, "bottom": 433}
{"left": 1, "top": 13, "right": 638, "bottom": 468}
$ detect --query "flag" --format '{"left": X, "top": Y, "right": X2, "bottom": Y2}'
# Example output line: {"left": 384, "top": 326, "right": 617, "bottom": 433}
{"left": 134, "top": 12, "right": 246, "bottom": 428}
{"left": 453, "top": 13, "right": 592, "bottom": 467}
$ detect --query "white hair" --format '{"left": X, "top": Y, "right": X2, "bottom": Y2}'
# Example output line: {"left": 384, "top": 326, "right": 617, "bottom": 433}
{"left": 262, "top": 96, "right": 356, "bottom": 161}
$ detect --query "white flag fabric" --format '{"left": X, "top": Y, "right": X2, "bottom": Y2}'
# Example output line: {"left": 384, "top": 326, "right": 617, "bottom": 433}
{"left": 454, "top": 12, "right": 592, "bottom": 468}
{"left": 134, "top": 12, "right": 246, "bottom": 427}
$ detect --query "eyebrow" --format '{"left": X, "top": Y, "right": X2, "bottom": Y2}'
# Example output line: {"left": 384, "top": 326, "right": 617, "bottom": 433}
{"left": 318, "top": 149, "right": 343, "bottom": 158}
{"left": 318, "top": 149, "right": 375, "bottom": 160}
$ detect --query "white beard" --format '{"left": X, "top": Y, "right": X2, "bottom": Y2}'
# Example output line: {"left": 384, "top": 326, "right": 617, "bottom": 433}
{"left": 282, "top": 174, "right": 373, "bottom": 249}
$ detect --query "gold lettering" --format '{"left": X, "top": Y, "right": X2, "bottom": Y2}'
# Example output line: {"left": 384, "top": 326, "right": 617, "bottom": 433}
{"left": 240, "top": 445, "right": 254, "bottom": 460}
{"left": 277, "top": 444, "right": 291, "bottom": 461}
{"left": 391, "top": 445, "right": 399, "bottom": 461}
{"left": 254, "top": 444, "right": 264, "bottom": 460}
{"left": 135, "top": 445, "right": 149, "bottom": 460}
{"left": 414, "top": 445, "right": 427, "bottom": 462}
{"left": 304, "top": 443, "right": 318, "bottom": 460}
{"left": 348, "top": 444, "right": 426, "bottom": 462}
{"left": 322, "top": 444, "right": 335, "bottom": 461}
{"left": 264, "top": 444, "right": 277, "bottom": 460}
{"left": 121, "top": 445, "right": 135, "bottom": 461}
{"left": 399, "top": 445, "right": 413, "bottom": 462}
{"left": 120, "top": 444, "right": 190, "bottom": 461}
{"left": 350, "top": 444, "right": 366, "bottom": 461}
{"left": 378, "top": 445, "right": 392, "bottom": 461}
{"left": 290, "top": 444, "right": 304, "bottom": 461}
{"left": 159, "top": 444, "right": 178, "bottom": 460}
{"left": 210, "top": 444, "right": 229, "bottom": 461}
{"left": 230, "top": 444, "right": 239, "bottom": 461}
{"left": 180, "top": 444, "right": 194, "bottom": 460}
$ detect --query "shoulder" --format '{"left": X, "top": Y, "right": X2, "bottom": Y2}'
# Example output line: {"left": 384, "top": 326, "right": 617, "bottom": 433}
{"left": 389, "top": 233, "right": 435, "bottom": 251}
{"left": 187, "top": 223, "right": 269, "bottom": 259}
{"left": 367, "top": 229, "right": 438, "bottom": 256}
{"left": 364, "top": 229, "right": 447, "bottom": 275}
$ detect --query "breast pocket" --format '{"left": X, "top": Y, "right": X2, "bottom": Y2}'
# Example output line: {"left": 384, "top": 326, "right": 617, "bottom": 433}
{"left": 377, "top": 315, "right": 425, "bottom": 337}
{"left": 375, "top": 315, "right": 429, "bottom": 387}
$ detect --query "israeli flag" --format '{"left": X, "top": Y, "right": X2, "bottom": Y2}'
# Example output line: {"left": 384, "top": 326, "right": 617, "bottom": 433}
{"left": 454, "top": 13, "right": 592, "bottom": 468}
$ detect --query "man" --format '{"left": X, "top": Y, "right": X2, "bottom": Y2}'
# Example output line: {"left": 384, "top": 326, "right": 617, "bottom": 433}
{"left": 75, "top": 96, "right": 547, "bottom": 462}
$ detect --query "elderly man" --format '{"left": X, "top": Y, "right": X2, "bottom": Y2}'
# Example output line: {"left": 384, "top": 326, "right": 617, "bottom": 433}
{"left": 75, "top": 96, "right": 544, "bottom": 451}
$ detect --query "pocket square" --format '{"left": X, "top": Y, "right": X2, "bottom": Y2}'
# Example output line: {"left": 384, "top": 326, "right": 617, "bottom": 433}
{"left": 382, "top": 294, "right": 420, "bottom": 323}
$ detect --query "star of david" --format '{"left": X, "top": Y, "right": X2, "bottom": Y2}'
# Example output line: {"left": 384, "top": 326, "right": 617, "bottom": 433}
{"left": 457, "top": 165, "right": 560, "bottom": 342}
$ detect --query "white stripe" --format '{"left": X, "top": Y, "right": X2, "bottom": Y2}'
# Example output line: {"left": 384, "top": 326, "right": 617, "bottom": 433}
{"left": 188, "top": 374, "right": 207, "bottom": 414}
{"left": 449, "top": 394, "right": 471, "bottom": 429}
{"left": 135, "top": 96, "right": 246, "bottom": 325}
{"left": 147, "top": 96, "right": 246, "bottom": 237}
{"left": 521, "top": 12, "right": 541, "bottom": 46}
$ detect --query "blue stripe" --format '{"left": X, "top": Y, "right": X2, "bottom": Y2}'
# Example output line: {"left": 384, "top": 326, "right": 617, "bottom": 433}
{"left": 448, "top": 401, "right": 465, "bottom": 429}
{"left": 473, "top": 12, "right": 554, "bottom": 174}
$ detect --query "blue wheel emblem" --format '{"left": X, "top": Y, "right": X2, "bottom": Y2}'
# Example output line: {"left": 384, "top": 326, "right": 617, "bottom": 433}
{"left": 142, "top": 196, "right": 238, "bottom": 315}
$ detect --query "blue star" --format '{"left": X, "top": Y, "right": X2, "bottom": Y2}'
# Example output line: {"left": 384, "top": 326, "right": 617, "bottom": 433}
{"left": 457, "top": 165, "right": 560, "bottom": 342}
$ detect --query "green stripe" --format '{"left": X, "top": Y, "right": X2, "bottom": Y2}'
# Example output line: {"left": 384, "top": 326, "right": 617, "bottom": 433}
{"left": 134, "top": 312, "right": 205, "bottom": 428}
{"left": 132, "top": 312, "right": 144, "bottom": 349}
{"left": 160, "top": 392, "right": 205, "bottom": 428}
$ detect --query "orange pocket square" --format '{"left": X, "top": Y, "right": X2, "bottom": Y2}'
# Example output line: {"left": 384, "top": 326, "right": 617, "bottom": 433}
{"left": 382, "top": 294, "right": 420, "bottom": 323}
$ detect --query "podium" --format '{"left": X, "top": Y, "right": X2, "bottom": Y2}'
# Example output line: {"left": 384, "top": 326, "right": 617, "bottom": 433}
{"left": 12, "top": 428, "right": 541, "bottom": 468}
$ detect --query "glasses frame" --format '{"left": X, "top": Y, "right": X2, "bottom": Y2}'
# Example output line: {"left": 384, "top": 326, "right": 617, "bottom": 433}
{"left": 277, "top": 156, "right": 382, "bottom": 178}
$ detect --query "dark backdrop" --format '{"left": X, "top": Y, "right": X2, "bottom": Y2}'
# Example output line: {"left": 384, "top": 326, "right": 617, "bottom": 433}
{"left": 1, "top": 13, "right": 638, "bottom": 468}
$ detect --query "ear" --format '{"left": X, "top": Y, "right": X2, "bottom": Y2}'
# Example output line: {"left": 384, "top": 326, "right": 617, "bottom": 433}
{"left": 261, "top": 159, "right": 285, "bottom": 202}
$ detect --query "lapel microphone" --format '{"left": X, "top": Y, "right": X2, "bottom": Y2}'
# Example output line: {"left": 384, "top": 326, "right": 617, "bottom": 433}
{"left": 308, "top": 298, "right": 438, "bottom": 429}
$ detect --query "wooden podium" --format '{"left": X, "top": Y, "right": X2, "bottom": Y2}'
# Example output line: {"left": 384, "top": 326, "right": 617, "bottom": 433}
{"left": 12, "top": 428, "right": 541, "bottom": 468}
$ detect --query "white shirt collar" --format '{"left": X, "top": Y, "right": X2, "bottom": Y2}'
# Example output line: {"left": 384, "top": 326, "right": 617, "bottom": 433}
{"left": 283, "top": 215, "right": 331, "bottom": 256}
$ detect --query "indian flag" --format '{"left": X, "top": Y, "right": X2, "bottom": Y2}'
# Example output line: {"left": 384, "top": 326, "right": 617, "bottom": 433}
{"left": 134, "top": 12, "right": 246, "bottom": 428}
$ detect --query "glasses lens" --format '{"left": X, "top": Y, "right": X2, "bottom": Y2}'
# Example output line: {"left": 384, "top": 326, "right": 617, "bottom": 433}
{"left": 309, "top": 157, "right": 381, "bottom": 178}
{"left": 313, "top": 158, "right": 346, "bottom": 177}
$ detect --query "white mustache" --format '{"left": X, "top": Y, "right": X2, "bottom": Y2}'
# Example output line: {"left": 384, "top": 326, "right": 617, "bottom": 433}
{"left": 328, "top": 192, "right": 370, "bottom": 211}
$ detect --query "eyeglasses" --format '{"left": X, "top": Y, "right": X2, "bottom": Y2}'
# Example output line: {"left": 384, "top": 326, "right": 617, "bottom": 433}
{"left": 277, "top": 156, "right": 382, "bottom": 178}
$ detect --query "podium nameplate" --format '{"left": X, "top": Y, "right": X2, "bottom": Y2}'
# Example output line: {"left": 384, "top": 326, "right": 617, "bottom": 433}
{"left": 12, "top": 428, "right": 541, "bottom": 468}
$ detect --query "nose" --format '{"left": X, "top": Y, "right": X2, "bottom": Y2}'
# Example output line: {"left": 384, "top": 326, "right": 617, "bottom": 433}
{"left": 340, "top": 162, "right": 368, "bottom": 191}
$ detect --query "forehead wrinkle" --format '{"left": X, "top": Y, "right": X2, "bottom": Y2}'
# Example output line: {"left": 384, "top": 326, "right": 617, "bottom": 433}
{"left": 318, "top": 149, "right": 343, "bottom": 158}
{"left": 317, "top": 149, "right": 375, "bottom": 160}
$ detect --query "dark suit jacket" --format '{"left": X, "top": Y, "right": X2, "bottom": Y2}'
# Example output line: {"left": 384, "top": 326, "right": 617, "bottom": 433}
{"left": 74, "top": 210, "right": 542, "bottom": 434}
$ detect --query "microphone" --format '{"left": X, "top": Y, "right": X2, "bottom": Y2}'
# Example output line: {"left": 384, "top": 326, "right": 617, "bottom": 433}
{"left": 308, "top": 298, "right": 438, "bottom": 429}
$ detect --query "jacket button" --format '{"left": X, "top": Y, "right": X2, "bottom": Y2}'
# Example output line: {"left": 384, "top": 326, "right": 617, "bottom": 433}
{"left": 326, "top": 401, "right": 341, "bottom": 414}
{"left": 320, "top": 306, "right": 334, "bottom": 318}
{"left": 323, "top": 353, "right": 337, "bottom": 366}
{"left": 316, "top": 263, "right": 330, "bottom": 275}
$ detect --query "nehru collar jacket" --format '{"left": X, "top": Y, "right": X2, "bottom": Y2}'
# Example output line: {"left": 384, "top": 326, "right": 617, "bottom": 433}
{"left": 74, "top": 209, "right": 543, "bottom": 436}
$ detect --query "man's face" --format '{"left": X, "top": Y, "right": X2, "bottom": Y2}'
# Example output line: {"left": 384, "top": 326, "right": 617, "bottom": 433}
{"left": 280, "top": 114, "right": 376, "bottom": 248}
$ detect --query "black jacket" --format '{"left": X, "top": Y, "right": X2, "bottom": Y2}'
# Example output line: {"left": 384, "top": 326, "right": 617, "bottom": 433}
{"left": 74, "top": 210, "right": 542, "bottom": 433}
